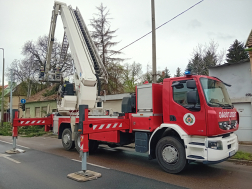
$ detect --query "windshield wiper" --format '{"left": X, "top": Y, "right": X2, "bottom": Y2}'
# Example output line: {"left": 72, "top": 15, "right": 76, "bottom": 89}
{"left": 209, "top": 102, "right": 225, "bottom": 107}
{"left": 209, "top": 102, "right": 233, "bottom": 109}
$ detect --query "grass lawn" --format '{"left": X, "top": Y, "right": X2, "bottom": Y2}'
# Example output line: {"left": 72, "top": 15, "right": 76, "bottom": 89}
{"left": 231, "top": 151, "right": 252, "bottom": 161}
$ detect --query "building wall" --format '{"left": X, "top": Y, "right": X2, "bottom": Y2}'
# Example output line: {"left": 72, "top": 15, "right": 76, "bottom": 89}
{"left": 209, "top": 62, "right": 252, "bottom": 98}
{"left": 103, "top": 100, "right": 122, "bottom": 114}
{"left": 209, "top": 62, "right": 252, "bottom": 142}
{"left": 24, "top": 101, "right": 57, "bottom": 118}
{"left": 5, "top": 96, "right": 26, "bottom": 118}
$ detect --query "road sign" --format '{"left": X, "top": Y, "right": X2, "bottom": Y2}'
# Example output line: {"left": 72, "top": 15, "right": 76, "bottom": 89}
{"left": 20, "top": 99, "right": 26, "bottom": 104}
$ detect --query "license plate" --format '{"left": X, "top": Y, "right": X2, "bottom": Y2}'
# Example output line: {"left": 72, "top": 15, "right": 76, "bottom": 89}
{"left": 229, "top": 150, "right": 236, "bottom": 157}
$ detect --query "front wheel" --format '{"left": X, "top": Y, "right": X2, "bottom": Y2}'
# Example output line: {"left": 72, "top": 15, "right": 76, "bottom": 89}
{"left": 155, "top": 136, "right": 187, "bottom": 174}
{"left": 62, "top": 128, "right": 75, "bottom": 150}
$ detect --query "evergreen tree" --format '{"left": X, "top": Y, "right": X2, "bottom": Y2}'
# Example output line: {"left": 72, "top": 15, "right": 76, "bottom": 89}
{"left": 90, "top": 3, "right": 124, "bottom": 94}
{"left": 226, "top": 39, "right": 249, "bottom": 63}
{"left": 174, "top": 67, "right": 182, "bottom": 77}
{"left": 187, "top": 41, "right": 223, "bottom": 75}
{"left": 157, "top": 67, "right": 171, "bottom": 83}
{"left": 164, "top": 67, "right": 171, "bottom": 78}
{"left": 90, "top": 3, "right": 123, "bottom": 66}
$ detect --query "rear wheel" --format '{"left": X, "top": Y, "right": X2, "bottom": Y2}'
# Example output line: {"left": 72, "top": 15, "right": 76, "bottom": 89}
{"left": 156, "top": 136, "right": 187, "bottom": 174}
{"left": 75, "top": 132, "right": 99, "bottom": 154}
{"left": 62, "top": 128, "right": 75, "bottom": 150}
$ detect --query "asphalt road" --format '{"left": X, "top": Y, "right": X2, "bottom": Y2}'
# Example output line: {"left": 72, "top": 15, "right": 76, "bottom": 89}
{"left": 1, "top": 135, "right": 252, "bottom": 189}
{"left": 0, "top": 140, "right": 183, "bottom": 189}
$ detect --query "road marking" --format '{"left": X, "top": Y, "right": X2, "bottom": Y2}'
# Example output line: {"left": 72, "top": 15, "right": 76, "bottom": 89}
{"left": 71, "top": 159, "right": 110, "bottom": 169}
{"left": 0, "top": 154, "right": 21, "bottom": 164}
{"left": 0, "top": 140, "right": 30, "bottom": 149}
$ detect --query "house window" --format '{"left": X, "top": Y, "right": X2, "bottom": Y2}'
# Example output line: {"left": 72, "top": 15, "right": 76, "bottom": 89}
{"left": 41, "top": 106, "right": 47, "bottom": 117}
{"left": 25, "top": 108, "right": 30, "bottom": 118}
{"left": 35, "top": 107, "right": 40, "bottom": 118}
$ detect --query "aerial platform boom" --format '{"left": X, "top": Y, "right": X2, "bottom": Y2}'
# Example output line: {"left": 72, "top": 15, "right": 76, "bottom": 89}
{"left": 42, "top": 1, "right": 108, "bottom": 112}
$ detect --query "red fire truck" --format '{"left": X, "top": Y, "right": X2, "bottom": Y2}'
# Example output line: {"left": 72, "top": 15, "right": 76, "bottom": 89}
{"left": 12, "top": 2, "right": 239, "bottom": 174}
{"left": 13, "top": 73, "right": 239, "bottom": 173}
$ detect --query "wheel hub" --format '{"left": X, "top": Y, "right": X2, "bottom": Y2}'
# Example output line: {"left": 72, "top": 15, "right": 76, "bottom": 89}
{"left": 162, "top": 145, "right": 178, "bottom": 163}
{"left": 63, "top": 134, "right": 70, "bottom": 145}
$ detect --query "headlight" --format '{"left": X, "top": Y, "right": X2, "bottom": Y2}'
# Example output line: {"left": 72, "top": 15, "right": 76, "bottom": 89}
{"left": 219, "top": 121, "right": 237, "bottom": 130}
{"left": 208, "top": 141, "right": 223, "bottom": 150}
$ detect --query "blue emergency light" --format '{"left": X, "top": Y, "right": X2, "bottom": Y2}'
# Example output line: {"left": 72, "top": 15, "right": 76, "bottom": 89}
{"left": 184, "top": 70, "right": 191, "bottom": 75}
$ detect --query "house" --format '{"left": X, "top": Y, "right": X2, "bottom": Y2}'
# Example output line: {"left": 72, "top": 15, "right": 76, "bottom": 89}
{"left": 208, "top": 31, "right": 252, "bottom": 142}
{"left": 4, "top": 84, "right": 26, "bottom": 118}
{"left": 24, "top": 85, "right": 57, "bottom": 118}
{"left": 100, "top": 93, "right": 131, "bottom": 114}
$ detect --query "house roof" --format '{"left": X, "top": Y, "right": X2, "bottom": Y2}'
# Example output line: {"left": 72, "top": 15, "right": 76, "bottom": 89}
{"left": 209, "top": 59, "right": 250, "bottom": 69}
{"left": 245, "top": 29, "right": 252, "bottom": 48}
{"left": 5, "top": 84, "right": 27, "bottom": 96}
{"left": 26, "top": 84, "right": 57, "bottom": 103}
{"left": 0, "top": 85, "right": 8, "bottom": 89}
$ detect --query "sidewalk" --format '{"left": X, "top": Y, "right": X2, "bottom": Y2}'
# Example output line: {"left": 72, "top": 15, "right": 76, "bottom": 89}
{"left": 239, "top": 144, "right": 252, "bottom": 154}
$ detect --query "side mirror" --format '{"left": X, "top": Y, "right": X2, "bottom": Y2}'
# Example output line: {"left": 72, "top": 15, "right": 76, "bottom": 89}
{"left": 187, "top": 91, "right": 197, "bottom": 104}
{"left": 186, "top": 80, "right": 196, "bottom": 89}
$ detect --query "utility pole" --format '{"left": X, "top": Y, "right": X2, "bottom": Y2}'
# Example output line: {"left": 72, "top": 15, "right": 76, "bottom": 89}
{"left": 151, "top": 0, "right": 157, "bottom": 83}
{"left": 10, "top": 69, "right": 13, "bottom": 124}
{"left": 0, "top": 48, "right": 4, "bottom": 127}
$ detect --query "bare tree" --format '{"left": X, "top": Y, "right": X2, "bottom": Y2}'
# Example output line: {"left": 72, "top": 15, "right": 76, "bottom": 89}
{"left": 187, "top": 40, "right": 225, "bottom": 75}
{"left": 22, "top": 35, "right": 73, "bottom": 77}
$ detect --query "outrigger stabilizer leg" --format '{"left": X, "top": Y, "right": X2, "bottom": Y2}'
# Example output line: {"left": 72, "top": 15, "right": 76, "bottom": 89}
{"left": 6, "top": 112, "right": 25, "bottom": 154}
{"left": 67, "top": 105, "right": 101, "bottom": 182}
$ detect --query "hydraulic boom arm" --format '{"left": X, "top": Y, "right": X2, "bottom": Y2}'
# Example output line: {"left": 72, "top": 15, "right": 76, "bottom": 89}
{"left": 43, "top": 1, "right": 108, "bottom": 112}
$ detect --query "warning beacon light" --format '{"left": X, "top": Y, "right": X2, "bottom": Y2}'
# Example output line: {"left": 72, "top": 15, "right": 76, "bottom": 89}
{"left": 184, "top": 68, "right": 192, "bottom": 76}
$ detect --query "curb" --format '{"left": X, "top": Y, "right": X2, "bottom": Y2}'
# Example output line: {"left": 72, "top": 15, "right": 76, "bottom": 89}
{"left": 227, "top": 158, "right": 252, "bottom": 164}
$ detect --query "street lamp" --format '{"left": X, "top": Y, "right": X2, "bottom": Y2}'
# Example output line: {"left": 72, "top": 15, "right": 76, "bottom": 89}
{"left": 0, "top": 48, "right": 4, "bottom": 127}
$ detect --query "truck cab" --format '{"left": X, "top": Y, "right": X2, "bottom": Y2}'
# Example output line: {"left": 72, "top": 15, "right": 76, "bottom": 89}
{"left": 163, "top": 74, "right": 238, "bottom": 136}
{"left": 146, "top": 73, "right": 239, "bottom": 173}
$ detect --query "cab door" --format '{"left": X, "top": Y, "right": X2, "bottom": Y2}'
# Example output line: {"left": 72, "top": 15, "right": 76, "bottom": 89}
{"left": 169, "top": 78, "right": 206, "bottom": 136}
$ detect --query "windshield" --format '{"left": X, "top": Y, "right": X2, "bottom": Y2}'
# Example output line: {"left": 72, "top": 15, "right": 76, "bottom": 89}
{"left": 200, "top": 77, "right": 232, "bottom": 108}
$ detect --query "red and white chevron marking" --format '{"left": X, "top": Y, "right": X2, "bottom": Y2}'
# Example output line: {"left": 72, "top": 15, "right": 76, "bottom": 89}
{"left": 80, "top": 135, "right": 84, "bottom": 151}
{"left": 93, "top": 123, "right": 123, "bottom": 130}
{"left": 20, "top": 120, "right": 46, "bottom": 125}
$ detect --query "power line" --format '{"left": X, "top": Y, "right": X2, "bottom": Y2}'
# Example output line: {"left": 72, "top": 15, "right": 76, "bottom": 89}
{"left": 109, "top": 0, "right": 204, "bottom": 57}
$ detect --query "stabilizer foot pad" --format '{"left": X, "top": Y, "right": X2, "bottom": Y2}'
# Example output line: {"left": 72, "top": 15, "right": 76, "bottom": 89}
{"left": 67, "top": 170, "right": 101, "bottom": 182}
{"left": 5, "top": 149, "right": 25, "bottom": 154}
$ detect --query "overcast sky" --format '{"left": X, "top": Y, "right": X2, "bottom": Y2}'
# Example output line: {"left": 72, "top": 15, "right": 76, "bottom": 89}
{"left": 0, "top": 0, "right": 251, "bottom": 85}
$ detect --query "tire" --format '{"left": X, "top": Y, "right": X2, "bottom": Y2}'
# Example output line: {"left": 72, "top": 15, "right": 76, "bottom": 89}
{"left": 62, "top": 128, "right": 75, "bottom": 150}
{"left": 155, "top": 136, "right": 187, "bottom": 174}
{"left": 75, "top": 132, "right": 81, "bottom": 153}
{"left": 75, "top": 132, "right": 99, "bottom": 154}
